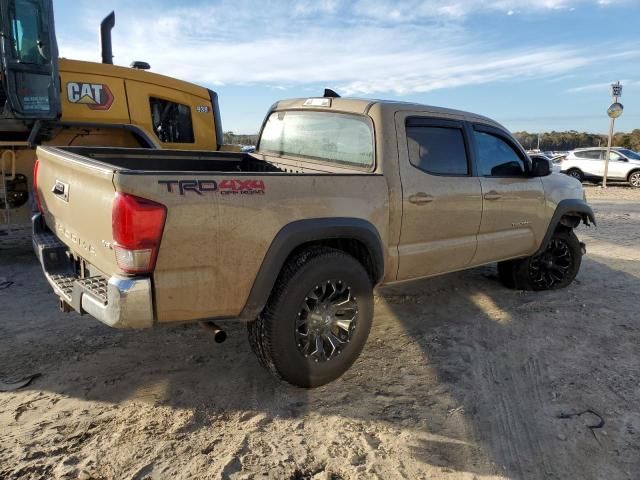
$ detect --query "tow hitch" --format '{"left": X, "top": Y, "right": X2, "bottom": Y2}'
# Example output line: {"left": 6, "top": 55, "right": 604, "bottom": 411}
{"left": 59, "top": 298, "right": 73, "bottom": 313}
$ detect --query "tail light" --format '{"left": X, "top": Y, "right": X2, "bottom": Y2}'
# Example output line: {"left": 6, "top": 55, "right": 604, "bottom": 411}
{"left": 33, "top": 158, "right": 43, "bottom": 213}
{"left": 112, "top": 193, "right": 166, "bottom": 274}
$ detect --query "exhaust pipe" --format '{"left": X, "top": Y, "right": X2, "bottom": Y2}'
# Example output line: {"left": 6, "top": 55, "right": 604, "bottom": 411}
{"left": 100, "top": 11, "right": 115, "bottom": 65}
{"left": 201, "top": 321, "right": 227, "bottom": 344}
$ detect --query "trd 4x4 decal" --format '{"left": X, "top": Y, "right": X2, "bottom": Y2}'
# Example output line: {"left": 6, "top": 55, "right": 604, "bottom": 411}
{"left": 159, "top": 179, "right": 266, "bottom": 196}
{"left": 66, "top": 82, "right": 114, "bottom": 110}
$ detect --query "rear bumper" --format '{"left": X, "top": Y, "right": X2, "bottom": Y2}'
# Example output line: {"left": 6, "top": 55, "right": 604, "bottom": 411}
{"left": 32, "top": 214, "right": 155, "bottom": 329}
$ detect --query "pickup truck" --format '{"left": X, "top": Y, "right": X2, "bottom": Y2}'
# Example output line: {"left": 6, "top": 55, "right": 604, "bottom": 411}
{"left": 32, "top": 95, "right": 595, "bottom": 387}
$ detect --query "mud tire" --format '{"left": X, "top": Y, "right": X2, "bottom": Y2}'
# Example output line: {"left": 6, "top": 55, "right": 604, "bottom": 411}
{"left": 248, "top": 247, "right": 373, "bottom": 388}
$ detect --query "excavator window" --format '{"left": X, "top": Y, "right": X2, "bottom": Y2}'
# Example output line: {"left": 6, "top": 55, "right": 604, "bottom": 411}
{"left": 9, "top": 0, "right": 49, "bottom": 65}
{"left": 149, "top": 97, "right": 195, "bottom": 144}
{"left": 0, "top": 0, "right": 59, "bottom": 120}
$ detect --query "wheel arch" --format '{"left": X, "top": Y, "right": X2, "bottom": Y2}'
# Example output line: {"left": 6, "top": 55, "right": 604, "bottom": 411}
{"left": 536, "top": 199, "right": 595, "bottom": 255}
{"left": 239, "top": 218, "right": 385, "bottom": 321}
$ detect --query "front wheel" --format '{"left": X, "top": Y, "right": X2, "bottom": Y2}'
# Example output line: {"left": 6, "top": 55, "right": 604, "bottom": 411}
{"left": 498, "top": 230, "right": 583, "bottom": 291}
{"left": 247, "top": 247, "right": 373, "bottom": 388}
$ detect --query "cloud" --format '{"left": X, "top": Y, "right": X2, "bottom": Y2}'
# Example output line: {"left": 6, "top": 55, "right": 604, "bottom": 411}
{"left": 567, "top": 80, "right": 638, "bottom": 93}
{"left": 56, "top": 0, "right": 636, "bottom": 97}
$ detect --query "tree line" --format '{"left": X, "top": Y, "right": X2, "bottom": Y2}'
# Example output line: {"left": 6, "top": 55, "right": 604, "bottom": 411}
{"left": 223, "top": 129, "right": 640, "bottom": 152}
{"left": 223, "top": 132, "right": 259, "bottom": 146}
{"left": 513, "top": 129, "right": 640, "bottom": 152}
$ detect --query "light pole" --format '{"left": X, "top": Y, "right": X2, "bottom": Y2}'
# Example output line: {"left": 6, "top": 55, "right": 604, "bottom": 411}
{"left": 603, "top": 81, "right": 624, "bottom": 188}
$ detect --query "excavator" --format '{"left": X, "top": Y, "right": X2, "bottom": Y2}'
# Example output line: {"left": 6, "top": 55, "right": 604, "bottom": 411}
{"left": 0, "top": 0, "right": 225, "bottom": 240}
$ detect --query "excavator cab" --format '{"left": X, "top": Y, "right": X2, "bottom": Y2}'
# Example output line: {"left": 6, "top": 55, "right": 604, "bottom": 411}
{"left": 0, "top": 0, "right": 59, "bottom": 141}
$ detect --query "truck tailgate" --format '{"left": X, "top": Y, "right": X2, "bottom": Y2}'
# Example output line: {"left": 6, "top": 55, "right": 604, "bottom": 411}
{"left": 36, "top": 146, "right": 118, "bottom": 276}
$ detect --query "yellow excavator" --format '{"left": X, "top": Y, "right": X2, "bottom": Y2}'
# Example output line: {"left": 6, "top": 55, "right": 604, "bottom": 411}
{"left": 1, "top": 1, "right": 225, "bottom": 237}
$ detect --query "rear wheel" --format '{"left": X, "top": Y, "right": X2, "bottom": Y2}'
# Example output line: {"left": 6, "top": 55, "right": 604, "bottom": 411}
{"left": 247, "top": 247, "right": 373, "bottom": 388}
{"left": 628, "top": 170, "right": 640, "bottom": 188}
{"left": 566, "top": 168, "right": 584, "bottom": 183}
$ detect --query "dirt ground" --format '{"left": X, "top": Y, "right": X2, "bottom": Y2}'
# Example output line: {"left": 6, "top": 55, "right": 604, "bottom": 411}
{"left": 1, "top": 185, "right": 639, "bottom": 480}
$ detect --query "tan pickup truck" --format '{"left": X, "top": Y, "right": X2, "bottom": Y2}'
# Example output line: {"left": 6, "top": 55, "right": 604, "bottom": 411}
{"left": 32, "top": 95, "right": 594, "bottom": 387}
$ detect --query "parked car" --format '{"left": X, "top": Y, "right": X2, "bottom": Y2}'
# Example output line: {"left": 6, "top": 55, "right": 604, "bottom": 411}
{"left": 561, "top": 147, "right": 640, "bottom": 187}
{"left": 529, "top": 152, "right": 561, "bottom": 174}
{"left": 32, "top": 96, "right": 594, "bottom": 387}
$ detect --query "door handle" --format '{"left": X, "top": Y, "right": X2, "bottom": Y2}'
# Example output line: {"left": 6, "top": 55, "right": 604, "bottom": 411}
{"left": 483, "top": 191, "right": 502, "bottom": 201}
{"left": 408, "top": 193, "right": 434, "bottom": 205}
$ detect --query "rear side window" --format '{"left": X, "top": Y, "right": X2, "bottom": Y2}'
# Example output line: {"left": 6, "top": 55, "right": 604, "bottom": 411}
{"left": 575, "top": 150, "right": 601, "bottom": 160}
{"left": 474, "top": 131, "right": 525, "bottom": 177}
{"left": 259, "top": 111, "right": 374, "bottom": 168}
{"left": 149, "top": 97, "right": 195, "bottom": 143}
{"left": 406, "top": 126, "right": 468, "bottom": 175}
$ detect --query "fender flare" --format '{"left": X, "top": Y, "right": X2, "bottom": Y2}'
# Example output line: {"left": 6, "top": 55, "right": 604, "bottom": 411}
{"left": 536, "top": 199, "right": 595, "bottom": 255}
{"left": 238, "top": 218, "right": 385, "bottom": 321}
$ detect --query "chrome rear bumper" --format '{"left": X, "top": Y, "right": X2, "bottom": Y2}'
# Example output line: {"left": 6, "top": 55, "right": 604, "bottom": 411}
{"left": 32, "top": 214, "right": 154, "bottom": 329}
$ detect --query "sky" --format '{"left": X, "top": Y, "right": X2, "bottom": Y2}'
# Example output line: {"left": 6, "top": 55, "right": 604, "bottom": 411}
{"left": 53, "top": 0, "right": 640, "bottom": 134}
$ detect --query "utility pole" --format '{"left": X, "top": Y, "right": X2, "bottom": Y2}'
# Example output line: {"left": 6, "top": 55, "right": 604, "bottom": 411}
{"left": 603, "top": 81, "right": 624, "bottom": 188}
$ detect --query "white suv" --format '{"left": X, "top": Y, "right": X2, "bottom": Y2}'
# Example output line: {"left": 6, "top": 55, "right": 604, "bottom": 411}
{"left": 561, "top": 148, "right": 640, "bottom": 187}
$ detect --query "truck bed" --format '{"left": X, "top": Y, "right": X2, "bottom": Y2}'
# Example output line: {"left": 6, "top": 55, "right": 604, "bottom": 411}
{"left": 54, "top": 146, "right": 283, "bottom": 173}
{"left": 34, "top": 145, "right": 388, "bottom": 326}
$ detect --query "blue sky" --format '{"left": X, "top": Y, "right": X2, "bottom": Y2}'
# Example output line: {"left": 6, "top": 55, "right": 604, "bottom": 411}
{"left": 53, "top": 0, "right": 639, "bottom": 134}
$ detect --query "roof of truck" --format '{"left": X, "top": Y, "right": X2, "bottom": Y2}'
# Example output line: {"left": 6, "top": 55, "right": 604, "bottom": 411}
{"left": 272, "top": 96, "right": 504, "bottom": 130}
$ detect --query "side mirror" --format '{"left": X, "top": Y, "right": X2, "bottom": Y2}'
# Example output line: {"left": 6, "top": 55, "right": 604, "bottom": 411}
{"left": 531, "top": 157, "right": 551, "bottom": 177}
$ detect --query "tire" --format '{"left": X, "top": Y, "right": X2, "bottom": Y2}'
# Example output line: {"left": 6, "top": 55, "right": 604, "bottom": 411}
{"left": 628, "top": 170, "right": 640, "bottom": 188}
{"left": 513, "top": 229, "right": 582, "bottom": 291}
{"left": 247, "top": 247, "right": 373, "bottom": 388}
{"left": 565, "top": 168, "right": 584, "bottom": 183}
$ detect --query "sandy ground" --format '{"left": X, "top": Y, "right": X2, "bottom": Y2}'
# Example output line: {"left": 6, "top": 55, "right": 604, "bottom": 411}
{"left": 1, "top": 186, "right": 639, "bottom": 480}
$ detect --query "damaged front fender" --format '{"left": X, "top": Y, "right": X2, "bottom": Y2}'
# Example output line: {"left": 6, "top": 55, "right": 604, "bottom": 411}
{"left": 536, "top": 199, "right": 595, "bottom": 255}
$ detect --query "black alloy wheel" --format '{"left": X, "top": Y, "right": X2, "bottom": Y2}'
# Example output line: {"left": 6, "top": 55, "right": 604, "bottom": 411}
{"left": 528, "top": 237, "right": 574, "bottom": 290}
{"left": 296, "top": 280, "right": 358, "bottom": 362}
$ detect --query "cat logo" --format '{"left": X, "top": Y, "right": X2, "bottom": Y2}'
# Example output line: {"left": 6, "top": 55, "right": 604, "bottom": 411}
{"left": 66, "top": 82, "right": 114, "bottom": 111}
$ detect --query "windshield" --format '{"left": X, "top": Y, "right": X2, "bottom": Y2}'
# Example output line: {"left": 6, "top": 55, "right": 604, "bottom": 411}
{"left": 617, "top": 149, "right": 640, "bottom": 160}
{"left": 259, "top": 110, "right": 374, "bottom": 168}
{"left": 9, "top": 0, "right": 49, "bottom": 64}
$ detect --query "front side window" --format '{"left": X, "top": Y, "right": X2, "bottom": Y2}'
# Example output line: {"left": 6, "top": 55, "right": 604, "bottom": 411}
{"left": 474, "top": 131, "right": 525, "bottom": 177}
{"left": 406, "top": 126, "right": 468, "bottom": 175}
{"left": 149, "top": 97, "right": 194, "bottom": 143}
{"left": 9, "top": 0, "right": 49, "bottom": 65}
{"left": 259, "top": 111, "right": 374, "bottom": 168}
{"left": 616, "top": 149, "right": 640, "bottom": 160}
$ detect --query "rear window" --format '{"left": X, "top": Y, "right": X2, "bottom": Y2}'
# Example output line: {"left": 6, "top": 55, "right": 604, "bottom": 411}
{"left": 258, "top": 111, "right": 374, "bottom": 168}
{"left": 575, "top": 150, "right": 600, "bottom": 159}
{"left": 406, "top": 126, "right": 469, "bottom": 175}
